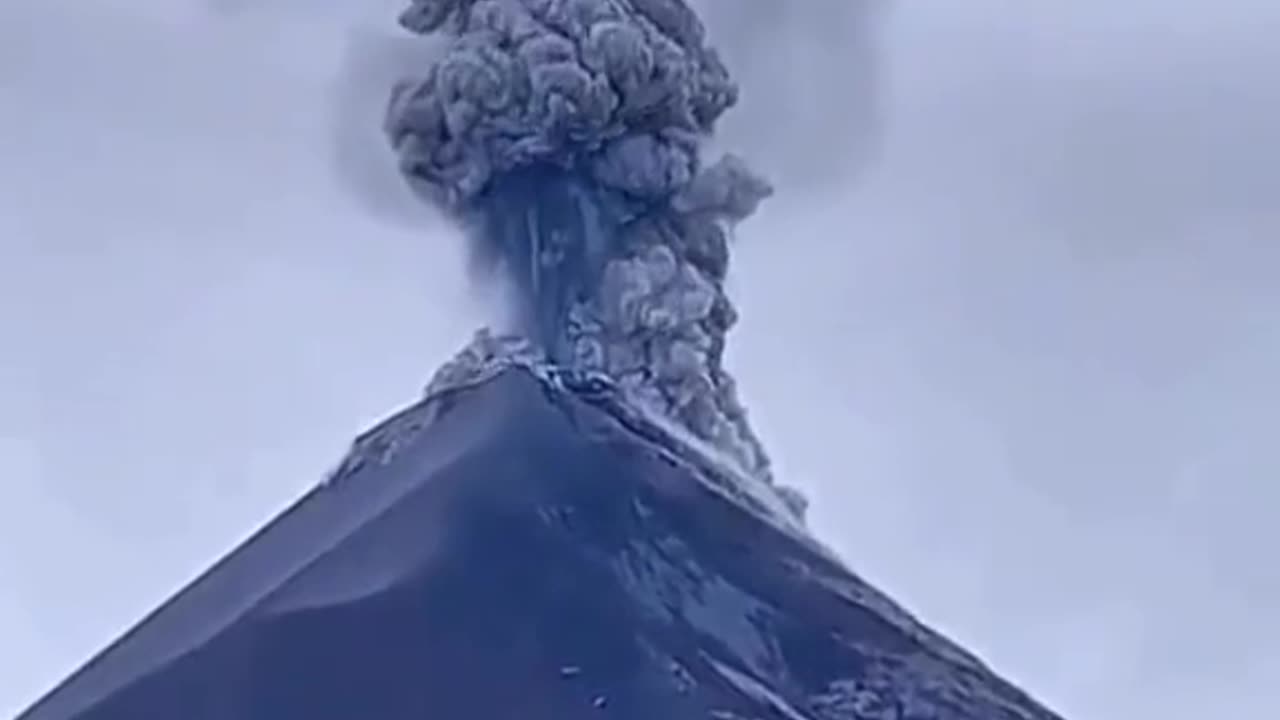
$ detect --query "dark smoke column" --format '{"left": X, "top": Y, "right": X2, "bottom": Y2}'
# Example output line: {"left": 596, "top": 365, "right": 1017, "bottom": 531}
{"left": 386, "top": 0, "right": 783, "bottom": 501}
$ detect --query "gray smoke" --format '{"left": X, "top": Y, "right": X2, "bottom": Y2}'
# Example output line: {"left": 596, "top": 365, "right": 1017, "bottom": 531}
{"left": 383, "top": 0, "right": 782, "bottom": 492}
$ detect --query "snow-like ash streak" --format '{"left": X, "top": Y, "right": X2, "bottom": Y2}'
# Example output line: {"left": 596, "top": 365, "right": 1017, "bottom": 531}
{"left": 384, "top": 0, "right": 780, "bottom": 494}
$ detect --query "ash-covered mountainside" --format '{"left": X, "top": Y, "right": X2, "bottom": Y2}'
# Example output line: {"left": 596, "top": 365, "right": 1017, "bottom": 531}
{"left": 19, "top": 337, "right": 1063, "bottom": 720}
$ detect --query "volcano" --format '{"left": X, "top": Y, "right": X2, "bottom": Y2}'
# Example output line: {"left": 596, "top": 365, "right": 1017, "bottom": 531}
{"left": 20, "top": 1, "right": 1067, "bottom": 717}
{"left": 18, "top": 337, "right": 1062, "bottom": 720}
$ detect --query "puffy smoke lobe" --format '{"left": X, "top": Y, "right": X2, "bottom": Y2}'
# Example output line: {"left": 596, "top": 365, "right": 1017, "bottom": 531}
{"left": 384, "top": 0, "right": 787, "bottom": 500}
{"left": 385, "top": 0, "right": 756, "bottom": 207}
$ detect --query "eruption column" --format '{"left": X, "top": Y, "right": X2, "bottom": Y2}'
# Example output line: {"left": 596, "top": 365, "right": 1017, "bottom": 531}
{"left": 385, "top": 0, "right": 780, "bottom": 494}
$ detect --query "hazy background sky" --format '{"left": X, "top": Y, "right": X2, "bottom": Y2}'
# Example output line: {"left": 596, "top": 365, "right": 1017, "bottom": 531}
{"left": 2, "top": 1, "right": 1278, "bottom": 718}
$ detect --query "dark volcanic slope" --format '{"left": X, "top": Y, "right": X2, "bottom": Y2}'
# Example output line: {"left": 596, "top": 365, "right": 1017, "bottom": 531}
{"left": 19, "top": 368, "right": 1064, "bottom": 720}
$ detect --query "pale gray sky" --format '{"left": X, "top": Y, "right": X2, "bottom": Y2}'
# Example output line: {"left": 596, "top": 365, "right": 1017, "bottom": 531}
{"left": 2, "top": 1, "right": 1277, "bottom": 718}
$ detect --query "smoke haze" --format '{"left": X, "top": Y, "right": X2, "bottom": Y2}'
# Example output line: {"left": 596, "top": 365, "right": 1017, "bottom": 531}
{"left": 3, "top": 1, "right": 1278, "bottom": 719}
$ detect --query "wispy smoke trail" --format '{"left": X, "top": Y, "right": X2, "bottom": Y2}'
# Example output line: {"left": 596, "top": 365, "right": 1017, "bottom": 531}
{"left": 383, "top": 0, "right": 787, "bottom": 503}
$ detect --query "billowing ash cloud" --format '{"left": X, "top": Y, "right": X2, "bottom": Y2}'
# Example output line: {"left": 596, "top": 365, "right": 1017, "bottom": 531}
{"left": 383, "top": 0, "right": 788, "bottom": 502}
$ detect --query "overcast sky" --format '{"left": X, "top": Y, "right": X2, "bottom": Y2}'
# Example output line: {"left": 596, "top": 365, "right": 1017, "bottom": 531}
{"left": 2, "top": 1, "right": 1278, "bottom": 718}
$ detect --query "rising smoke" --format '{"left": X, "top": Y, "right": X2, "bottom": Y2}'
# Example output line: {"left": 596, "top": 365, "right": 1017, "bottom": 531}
{"left": 383, "top": 0, "right": 782, "bottom": 492}
{"left": 310, "top": 0, "right": 882, "bottom": 227}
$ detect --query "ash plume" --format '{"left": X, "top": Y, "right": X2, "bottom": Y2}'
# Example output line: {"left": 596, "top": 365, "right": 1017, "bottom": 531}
{"left": 383, "top": 0, "right": 783, "bottom": 501}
